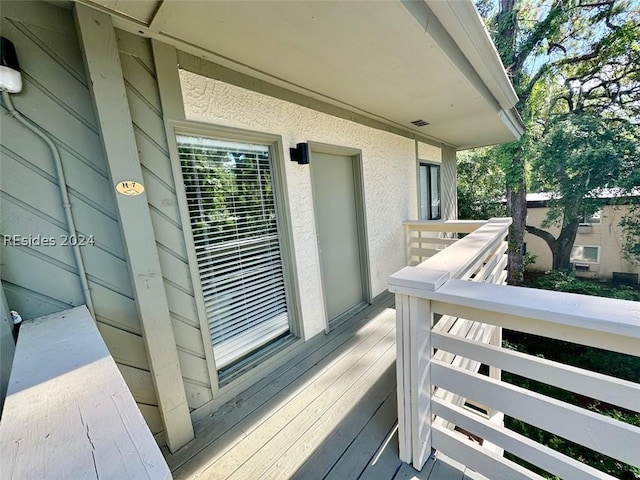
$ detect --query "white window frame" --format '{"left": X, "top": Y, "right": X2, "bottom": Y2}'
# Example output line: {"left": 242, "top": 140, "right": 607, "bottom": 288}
{"left": 571, "top": 245, "right": 601, "bottom": 264}
{"left": 166, "top": 121, "right": 301, "bottom": 388}
{"left": 580, "top": 209, "right": 601, "bottom": 225}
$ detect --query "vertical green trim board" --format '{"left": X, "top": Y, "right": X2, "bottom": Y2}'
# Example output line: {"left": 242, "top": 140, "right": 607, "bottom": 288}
{"left": 441, "top": 146, "right": 458, "bottom": 221}
{"left": 74, "top": 3, "right": 194, "bottom": 452}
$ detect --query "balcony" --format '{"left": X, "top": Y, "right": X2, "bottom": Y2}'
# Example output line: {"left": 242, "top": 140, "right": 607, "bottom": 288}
{"left": 165, "top": 218, "right": 638, "bottom": 479}
{"left": 2, "top": 219, "right": 638, "bottom": 479}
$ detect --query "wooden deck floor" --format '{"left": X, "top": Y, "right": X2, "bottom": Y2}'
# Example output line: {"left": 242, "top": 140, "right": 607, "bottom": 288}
{"left": 164, "top": 298, "right": 481, "bottom": 480}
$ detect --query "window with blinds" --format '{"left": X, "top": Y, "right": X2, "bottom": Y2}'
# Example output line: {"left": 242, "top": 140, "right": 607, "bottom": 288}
{"left": 177, "top": 134, "right": 291, "bottom": 373}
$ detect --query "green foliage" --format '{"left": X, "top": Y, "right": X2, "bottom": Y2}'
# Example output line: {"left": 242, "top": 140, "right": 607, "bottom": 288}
{"left": 503, "top": 272, "right": 640, "bottom": 478}
{"left": 467, "top": 0, "right": 640, "bottom": 281}
{"left": 523, "top": 251, "right": 537, "bottom": 268}
{"left": 528, "top": 270, "right": 640, "bottom": 301}
{"left": 457, "top": 148, "right": 507, "bottom": 220}
{"left": 494, "top": 138, "right": 527, "bottom": 190}
{"left": 179, "top": 144, "right": 277, "bottom": 244}
{"left": 620, "top": 205, "right": 640, "bottom": 265}
{"left": 531, "top": 114, "right": 640, "bottom": 231}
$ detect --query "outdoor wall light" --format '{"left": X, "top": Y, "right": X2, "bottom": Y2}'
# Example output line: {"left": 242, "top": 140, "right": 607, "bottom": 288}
{"left": 0, "top": 37, "right": 22, "bottom": 93}
{"left": 289, "top": 143, "right": 309, "bottom": 165}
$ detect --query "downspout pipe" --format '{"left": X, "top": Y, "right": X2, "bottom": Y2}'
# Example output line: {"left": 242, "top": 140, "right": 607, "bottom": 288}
{"left": 2, "top": 91, "right": 96, "bottom": 318}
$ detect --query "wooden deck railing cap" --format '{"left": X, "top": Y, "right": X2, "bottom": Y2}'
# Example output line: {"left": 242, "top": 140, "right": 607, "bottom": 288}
{"left": 437, "top": 279, "right": 640, "bottom": 340}
{"left": 389, "top": 267, "right": 450, "bottom": 292}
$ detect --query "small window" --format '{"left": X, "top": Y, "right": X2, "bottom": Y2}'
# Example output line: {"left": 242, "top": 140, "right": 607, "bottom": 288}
{"left": 580, "top": 210, "right": 601, "bottom": 225}
{"left": 571, "top": 245, "right": 600, "bottom": 263}
{"left": 419, "top": 162, "right": 441, "bottom": 220}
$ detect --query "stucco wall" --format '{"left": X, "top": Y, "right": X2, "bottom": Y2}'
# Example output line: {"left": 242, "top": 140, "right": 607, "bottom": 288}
{"left": 180, "top": 70, "right": 421, "bottom": 339}
{"left": 418, "top": 141, "right": 441, "bottom": 163}
{"left": 526, "top": 205, "right": 640, "bottom": 280}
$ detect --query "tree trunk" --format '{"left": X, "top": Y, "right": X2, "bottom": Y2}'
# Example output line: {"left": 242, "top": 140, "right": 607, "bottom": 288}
{"left": 526, "top": 218, "right": 580, "bottom": 272}
{"left": 552, "top": 219, "right": 580, "bottom": 270}
{"left": 495, "top": 0, "right": 527, "bottom": 286}
{"left": 506, "top": 155, "right": 527, "bottom": 285}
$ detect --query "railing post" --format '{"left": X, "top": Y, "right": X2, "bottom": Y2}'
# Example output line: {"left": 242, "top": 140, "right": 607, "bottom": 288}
{"left": 409, "top": 295, "right": 434, "bottom": 469}
{"left": 390, "top": 267, "right": 449, "bottom": 471}
{"left": 395, "top": 293, "right": 412, "bottom": 464}
{"left": 488, "top": 326, "right": 502, "bottom": 420}
{"left": 404, "top": 223, "right": 411, "bottom": 267}
{"left": 394, "top": 292, "right": 434, "bottom": 469}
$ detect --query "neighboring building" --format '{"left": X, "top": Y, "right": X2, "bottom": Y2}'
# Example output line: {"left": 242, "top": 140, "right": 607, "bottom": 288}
{"left": 0, "top": 0, "right": 522, "bottom": 452}
{"left": 525, "top": 192, "right": 640, "bottom": 283}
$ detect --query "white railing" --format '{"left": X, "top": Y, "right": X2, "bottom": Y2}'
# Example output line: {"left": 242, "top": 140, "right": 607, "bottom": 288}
{"left": 389, "top": 220, "right": 640, "bottom": 479}
{"left": 404, "top": 219, "right": 488, "bottom": 266}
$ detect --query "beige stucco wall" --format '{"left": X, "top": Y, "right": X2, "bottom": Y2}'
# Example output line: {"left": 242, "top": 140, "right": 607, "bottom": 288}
{"left": 526, "top": 205, "right": 640, "bottom": 280}
{"left": 180, "top": 70, "right": 424, "bottom": 339}
{"left": 418, "top": 141, "right": 442, "bottom": 163}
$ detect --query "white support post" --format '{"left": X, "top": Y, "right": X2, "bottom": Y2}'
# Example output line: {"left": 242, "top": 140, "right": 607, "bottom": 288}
{"left": 489, "top": 327, "right": 502, "bottom": 382}
{"left": 395, "top": 293, "right": 412, "bottom": 464}
{"left": 488, "top": 326, "right": 502, "bottom": 419}
{"left": 409, "top": 295, "right": 433, "bottom": 469}
{"left": 440, "top": 145, "right": 458, "bottom": 221}
{"left": 74, "top": 4, "right": 194, "bottom": 452}
{"left": 390, "top": 267, "right": 449, "bottom": 471}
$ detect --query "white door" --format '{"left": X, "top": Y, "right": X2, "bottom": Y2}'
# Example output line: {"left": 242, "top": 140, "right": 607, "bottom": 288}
{"left": 311, "top": 151, "right": 367, "bottom": 324}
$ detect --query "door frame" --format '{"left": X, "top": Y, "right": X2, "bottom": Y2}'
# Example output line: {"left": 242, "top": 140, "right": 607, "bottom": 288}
{"left": 308, "top": 142, "right": 372, "bottom": 333}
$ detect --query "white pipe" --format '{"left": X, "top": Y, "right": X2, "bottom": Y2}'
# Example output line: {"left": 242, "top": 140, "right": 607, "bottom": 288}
{"left": 2, "top": 91, "right": 96, "bottom": 318}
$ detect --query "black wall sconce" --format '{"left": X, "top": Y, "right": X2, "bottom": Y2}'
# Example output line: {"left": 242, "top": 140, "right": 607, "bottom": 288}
{"left": 289, "top": 143, "right": 309, "bottom": 165}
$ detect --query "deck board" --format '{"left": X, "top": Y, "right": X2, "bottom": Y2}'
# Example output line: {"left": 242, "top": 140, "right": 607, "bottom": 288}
{"left": 209, "top": 328, "right": 395, "bottom": 480}
{"left": 324, "top": 389, "right": 400, "bottom": 480}
{"left": 168, "top": 298, "right": 394, "bottom": 473}
{"left": 251, "top": 344, "right": 395, "bottom": 480}
{"left": 165, "top": 302, "right": 476, "bottom": 480}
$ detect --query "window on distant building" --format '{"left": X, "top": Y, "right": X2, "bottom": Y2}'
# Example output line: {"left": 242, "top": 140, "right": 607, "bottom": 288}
{"left": 580, "top": 209, "right": 601, "bottom": 225}
{"left": 419, "top": 162, "right": 441, "bottom": 220}
{"left": 571, "top": 245, "right": 600, "bottom": 263}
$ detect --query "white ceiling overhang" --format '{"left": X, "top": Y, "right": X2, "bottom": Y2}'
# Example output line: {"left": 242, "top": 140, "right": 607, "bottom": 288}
{"left": 74, "top": 0, "right": 524, "bottom": 149}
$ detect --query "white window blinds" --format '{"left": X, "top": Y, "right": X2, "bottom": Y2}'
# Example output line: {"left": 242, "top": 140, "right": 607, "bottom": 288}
{"left": 177, "top": 135, "right": 290, "bottom": 371}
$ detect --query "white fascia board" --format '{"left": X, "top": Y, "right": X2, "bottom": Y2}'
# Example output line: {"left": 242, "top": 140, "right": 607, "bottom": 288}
{"left": 499, "top": 108, "right": 525, "bottom": 139}
{"left": 425, "top": 0, "right": 520, "bottom": 110}
{"left": 401, "top": 0, "right": 523, "bottom": 143}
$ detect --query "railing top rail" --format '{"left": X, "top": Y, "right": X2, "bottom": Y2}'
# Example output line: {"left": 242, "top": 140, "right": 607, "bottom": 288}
{"left": 403, "top": 219, "right": 488, "bottom": 226}
{"left": 389, "top": 274, "right": 640, "bottom": 343}
{"left": 412, "top": 218, "right": 511, "bottom": 280}
{"left": 404, "top": 219, "right": 489, "bottom": 234}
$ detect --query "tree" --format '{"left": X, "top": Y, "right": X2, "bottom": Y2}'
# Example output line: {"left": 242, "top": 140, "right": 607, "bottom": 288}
{"left": 525, "top": 114, "right": 639, "bottom": 270}
{"left": 620, "top": 204, "right": 640, "bottom": 265}
{"left": 457, "top": 148, "right": 506, "bottom": 220}
{"left": 521, "top": 2, "right": 640, "bottom": 270}
{"left": 467, "top": 0, "right": 639, "bottom": 282}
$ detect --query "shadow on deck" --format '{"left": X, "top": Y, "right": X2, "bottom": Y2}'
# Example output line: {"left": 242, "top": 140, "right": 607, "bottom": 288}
{"left": 163, "top": 298, "right": 479, "bottom": 480}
